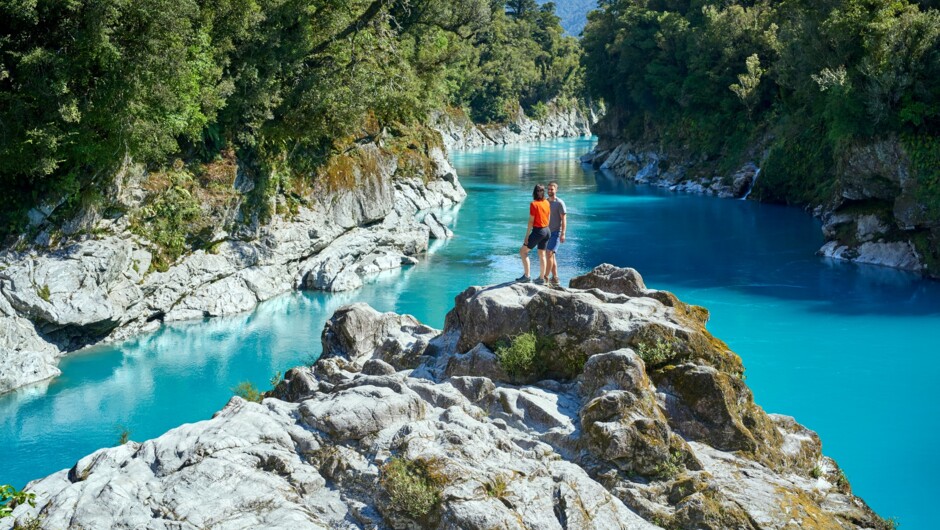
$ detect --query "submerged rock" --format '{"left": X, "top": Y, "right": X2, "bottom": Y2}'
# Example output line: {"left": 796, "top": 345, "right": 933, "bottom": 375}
{"left": 4, "top": 265, "right": 889, "bottom": 530}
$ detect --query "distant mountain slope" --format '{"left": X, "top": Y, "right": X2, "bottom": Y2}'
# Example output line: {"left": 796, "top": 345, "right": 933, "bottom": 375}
{"left": 539, "top": 0, "right": 596, "bottom": 36}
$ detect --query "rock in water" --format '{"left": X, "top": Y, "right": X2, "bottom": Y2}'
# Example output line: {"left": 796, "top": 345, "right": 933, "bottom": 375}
{"left": 4, "top": 265, "right": 889, "bottom": 530}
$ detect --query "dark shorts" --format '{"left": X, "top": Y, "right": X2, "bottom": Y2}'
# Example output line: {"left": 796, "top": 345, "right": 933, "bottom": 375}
{"left": 546, "top": 231, "right": 561, "bottom": 252}
{"left": 525, "top": 227, "right": 551, "bottom": 250}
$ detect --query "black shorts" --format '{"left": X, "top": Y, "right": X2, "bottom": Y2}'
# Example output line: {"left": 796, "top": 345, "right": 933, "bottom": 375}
{"left": 525, "top": 227, "right": 551, "bottom": 250}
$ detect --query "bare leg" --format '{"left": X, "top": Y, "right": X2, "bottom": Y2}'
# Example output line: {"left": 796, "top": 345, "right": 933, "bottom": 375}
{"left": 519, "top": 246, "right": 530, "bottom": 277}
{"left": 538, "top": 249, "right": 548, "bottom": 279}
{"left": 550, "top": 251, "right": 558, "bottom": 280}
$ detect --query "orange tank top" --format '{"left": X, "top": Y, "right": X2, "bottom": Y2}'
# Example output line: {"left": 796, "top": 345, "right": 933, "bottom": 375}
{"left": 530, "top": 200, "right": 550, "bottom": 228}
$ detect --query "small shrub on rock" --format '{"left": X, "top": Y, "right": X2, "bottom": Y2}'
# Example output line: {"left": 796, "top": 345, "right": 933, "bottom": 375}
{"left": 232, "top": 381, "right": 263, "bottom": 403}
{"left": 0, "top": 485, "right": 35, "bottom": 519}
{"left": 380, "top": 457, "right": 446, "bottom": 519}
{"left": 495, "top": 332, "right": 538, "bottom": 379}
{"left": 36, "top": 284, "right": 51, "bottom": 302}
{"left": 484, "top": 474, "right": 509, "bottom": 498}
{"left": 652, "top": 450, "right": 685, "bottom": 480}
{"left": 636, "top": 340, "right": 677, "bottom": 368}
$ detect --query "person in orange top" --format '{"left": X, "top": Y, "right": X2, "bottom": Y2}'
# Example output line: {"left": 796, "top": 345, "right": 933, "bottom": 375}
{"left": 517, "top": 184, "right": 551, "bottom": 283}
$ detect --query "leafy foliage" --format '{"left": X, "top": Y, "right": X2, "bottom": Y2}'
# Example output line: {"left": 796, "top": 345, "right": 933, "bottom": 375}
{"left": 582, "top": 0, "right": 940, "bottom": 208}
{"left": 0, "top": 0, "right": 580, "bottom": 241}
{"left": 495, "top": 332, "right": 539, "bottom": 379}
{"left": 635, "top": 339, "right": 677, "bottom": 368}
{"left": 232, "top": 381, "right": 263, "bottom": 403}
{"left": 0, "top": 485, "right": 35, "bottom": 519}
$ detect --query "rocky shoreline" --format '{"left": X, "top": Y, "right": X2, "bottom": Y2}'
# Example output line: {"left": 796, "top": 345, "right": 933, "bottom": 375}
{"left": 584, "top": 133, "right": 938, "bottom": 279}
{"left": 0, "top": 104, "right": 602, "bottom": 396}
{"left": 431, "top": 103, "right": 595, "bottom": 151}
{"left": 2, "top": 265, "right": 889, "bottom": 529}
{"left": 0, "top": 144, "right": 465, "bottom": 395}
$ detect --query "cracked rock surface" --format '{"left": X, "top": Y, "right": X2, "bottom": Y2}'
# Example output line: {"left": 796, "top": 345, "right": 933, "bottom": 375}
{"left": 4, "top": 265, "right": 888, "bottom": 530}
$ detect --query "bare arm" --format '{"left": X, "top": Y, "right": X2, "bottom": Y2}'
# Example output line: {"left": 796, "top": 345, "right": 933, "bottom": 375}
{"left": 524, "top": 214, "right": 534, "bottom": 244}
{"left": 560, "top": 213, "right": 567, "bottom": 243}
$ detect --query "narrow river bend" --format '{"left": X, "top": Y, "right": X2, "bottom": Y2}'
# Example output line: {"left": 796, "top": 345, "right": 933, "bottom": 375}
{"left": 3, "top": 138, "right": 938, "bottom": 528}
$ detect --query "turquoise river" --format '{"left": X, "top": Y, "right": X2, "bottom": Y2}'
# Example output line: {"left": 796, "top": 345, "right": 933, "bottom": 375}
{"left": 2, "top": 138, "right": 939, "bottom": 527}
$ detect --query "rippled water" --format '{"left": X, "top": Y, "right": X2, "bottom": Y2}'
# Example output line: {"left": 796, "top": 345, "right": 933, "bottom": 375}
{"left": 3, "top": 137, "right": 939, "bottom": 528}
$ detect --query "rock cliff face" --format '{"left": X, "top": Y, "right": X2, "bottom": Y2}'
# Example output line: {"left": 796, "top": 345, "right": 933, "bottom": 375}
{"left": 587, "top": 118, "right": 939, "bottom": 278}
{"left": 4, "top": 265, "right": 888, "bottom": 530}
{"left": 0, "top": 143, "right": 465, "bottom": 395}
{"left": 431, "top": 103, "right": 595, "bottom": 151}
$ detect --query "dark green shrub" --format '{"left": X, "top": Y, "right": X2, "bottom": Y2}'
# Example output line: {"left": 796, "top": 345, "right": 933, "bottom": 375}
{"left": 495, "top": 332, "right": 538, "bottom": 379}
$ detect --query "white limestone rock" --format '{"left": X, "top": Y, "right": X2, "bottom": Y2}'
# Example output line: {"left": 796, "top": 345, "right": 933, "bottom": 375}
{"left": 0, "top": 295, "right": 61, "bottom": 393}
{"left": 6, "top": 266, "right": 887, "bottom": 530}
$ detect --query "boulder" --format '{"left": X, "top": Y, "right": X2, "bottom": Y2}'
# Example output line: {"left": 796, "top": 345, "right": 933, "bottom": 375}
{"left": 321, "top": 303, "right": 439, "bottom": 369}
{"left": 580, "top": 350, "right": 697, "bottom": 477}
{"left": 445, "top": 265, "right": 737, "bottom": 374}
{"left": 0, "top": 296, "right": 61, "bottom": 393}
{"left": 654, "top": 363, "right": 784, "bottom": 464}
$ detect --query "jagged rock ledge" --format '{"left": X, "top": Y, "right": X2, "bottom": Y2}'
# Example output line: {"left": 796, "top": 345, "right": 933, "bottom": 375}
{"left": 431, "top": 103, "right": 596, "bottom": 152}
{"left": 0, "top": 144, "right": 465, "bottom": 395}
{"left": 3, "top": 265, "right": 888, "bottom": 530}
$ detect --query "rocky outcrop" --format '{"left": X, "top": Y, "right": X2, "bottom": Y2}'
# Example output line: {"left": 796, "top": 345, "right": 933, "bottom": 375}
{"left": 4, "top": 265, "right": 888, "bottom": 530}
{"left": 582, "top": 139, "right": 758, "bottom": 200}
{"left": 588, "top": 117, "right": 939, "bottom": 277}
{"left": 431, "top": 103, "right": 595, "bottom": 151}
{"left": 0, "top": 144, "right": 465, "bottom": 394}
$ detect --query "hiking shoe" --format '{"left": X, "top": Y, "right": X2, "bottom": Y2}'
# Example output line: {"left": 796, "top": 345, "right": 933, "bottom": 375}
{"left": 549, "top": 277, "right": 561, "bottom": 287}
{"left": 515, "top": 275, "right": 532, "bottom": 283}
{"left": 533, "top": 277, "right": 546, "bottom": 285}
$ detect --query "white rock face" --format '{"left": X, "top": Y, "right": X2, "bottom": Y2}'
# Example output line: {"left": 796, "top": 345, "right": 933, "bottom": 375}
{"left": 0, "top": 142, "right": 466, "bottom": 394}
{"left": 4, "top": 265, "right": 885, "bottom": 530}
{"left": 0, "top": 295, "right": 61, "bottom": 394}
{"left": 431, "top": 104, "right": 594, "bottom": 151}
{"left": 819, "top": 239, "right": 923, "bottom": 271}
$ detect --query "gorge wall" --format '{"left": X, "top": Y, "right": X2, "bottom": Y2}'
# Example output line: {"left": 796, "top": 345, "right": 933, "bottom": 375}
{"left": 586, "top": 113, "right": 940, "bottom": 279}
{"left": 431, "top": 103, "right": 595, "bottom": 151}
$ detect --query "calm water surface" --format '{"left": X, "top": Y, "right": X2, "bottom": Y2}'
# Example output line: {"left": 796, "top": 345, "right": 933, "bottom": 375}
{"left": 3, "top": 138, "right": 939, "bottom": 528}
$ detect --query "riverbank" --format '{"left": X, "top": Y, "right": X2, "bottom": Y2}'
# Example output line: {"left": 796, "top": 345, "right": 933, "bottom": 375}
{"left": 586, "top": 119, "right": 940, "bottom": 280}
{"left": 0, "top": 105, "right": 596, "bottom": 396}
{"left": 0, "top": 140, "right": 465, "bottom": 395}
{"left": 1, "top": 265, "right": 890, "bottom": 530}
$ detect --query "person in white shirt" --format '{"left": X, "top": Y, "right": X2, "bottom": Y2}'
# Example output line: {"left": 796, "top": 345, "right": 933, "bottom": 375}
{"left": 545, "top": 181, "right": 567, "bottom": 287}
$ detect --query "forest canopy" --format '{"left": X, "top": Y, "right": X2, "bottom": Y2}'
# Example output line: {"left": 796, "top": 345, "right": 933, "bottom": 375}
{"left": 0, "top": 0, "right": 583, "bottom": 236}
{"left": 581, "top": 0, "right": 940, "bottom": 205}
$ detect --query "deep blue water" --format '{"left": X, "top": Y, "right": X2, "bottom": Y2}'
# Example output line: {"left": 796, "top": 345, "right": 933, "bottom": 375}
{"left": 3, "top": 137, "right": 939, "bottom": 528}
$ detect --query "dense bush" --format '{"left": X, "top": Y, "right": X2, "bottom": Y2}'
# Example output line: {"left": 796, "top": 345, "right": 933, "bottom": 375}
{"left": 0, "top": 0, "right": 580, "bottom": 241}
{"left": 582, "top": 0, "right": 940, "bottom": 207}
